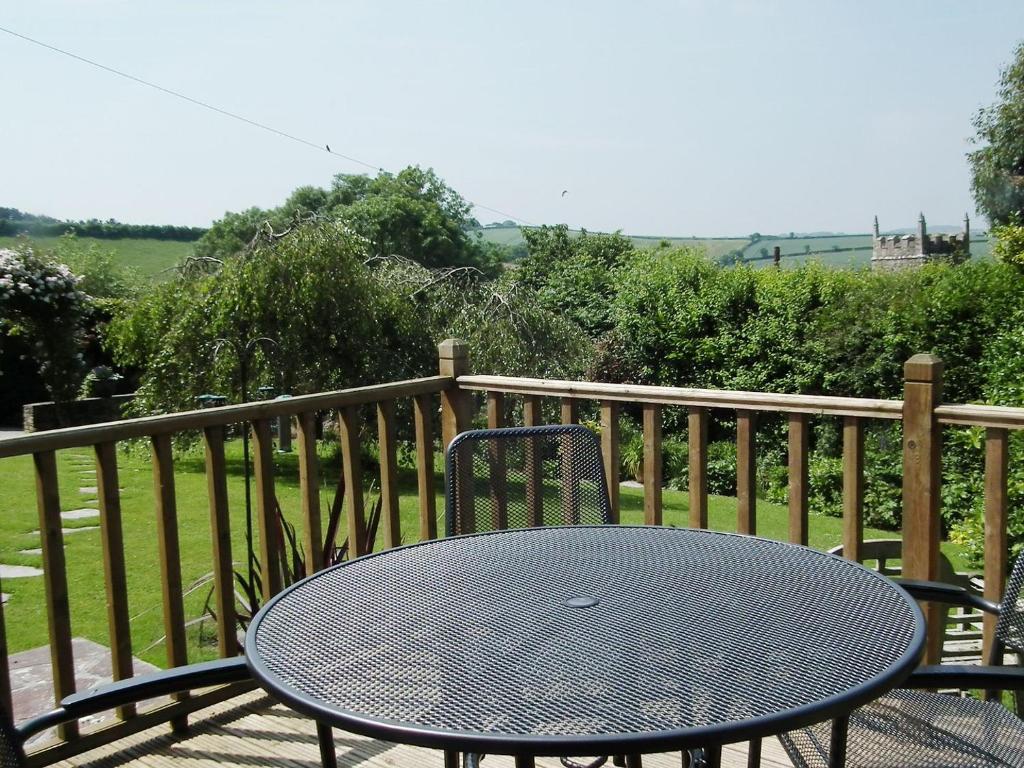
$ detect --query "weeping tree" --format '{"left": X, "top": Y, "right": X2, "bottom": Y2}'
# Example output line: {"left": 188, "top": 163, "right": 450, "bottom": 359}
{"left": 108, "top": 218, "right": 593, "bottom": 417}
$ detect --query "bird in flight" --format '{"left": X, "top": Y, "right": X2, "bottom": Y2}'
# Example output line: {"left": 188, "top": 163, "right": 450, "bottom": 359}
{"left": 561, "top": 190, "right": 568, "bottom": 197}
{"left": 326, "top": 144, "right": 331, "bottom": 152}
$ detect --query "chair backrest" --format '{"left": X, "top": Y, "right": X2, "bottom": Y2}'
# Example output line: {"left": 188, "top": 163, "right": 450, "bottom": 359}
{"left": 995, "top": 553, "right": 1024, "bottom": 654}
{"left": 445, "top": 425, "right": 612, "bottom": 537}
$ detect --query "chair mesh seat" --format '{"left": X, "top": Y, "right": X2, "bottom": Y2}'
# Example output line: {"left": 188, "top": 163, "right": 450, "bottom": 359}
{"left": 779, "top": 688, "right": 1024, "bottom": 768}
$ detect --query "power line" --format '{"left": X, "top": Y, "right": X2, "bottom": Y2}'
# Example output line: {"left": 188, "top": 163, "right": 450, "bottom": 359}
{"left": 0, "top": 24, "right": 533, "bottom": 226}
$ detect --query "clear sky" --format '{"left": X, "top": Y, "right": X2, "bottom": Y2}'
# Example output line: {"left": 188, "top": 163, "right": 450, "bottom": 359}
{"left": 3, "top": 1, "right": 1023, "bottom": 235}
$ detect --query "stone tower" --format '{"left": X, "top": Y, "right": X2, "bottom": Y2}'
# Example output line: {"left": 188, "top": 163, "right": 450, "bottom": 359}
{"left": 871, "top": 213, "right": 970, "bottom": 270}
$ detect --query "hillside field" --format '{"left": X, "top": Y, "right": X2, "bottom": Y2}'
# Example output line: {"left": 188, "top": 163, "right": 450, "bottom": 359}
{"left": 0, "top": 235, "right": 192, "bottom": 280}
{"left": 474, "top": 225, "right": 749, "bottom": 261}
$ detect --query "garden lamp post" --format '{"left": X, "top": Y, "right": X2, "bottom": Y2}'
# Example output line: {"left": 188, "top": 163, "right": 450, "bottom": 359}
{"left": 212, "top": 336, "right": 280, "bottom": 604}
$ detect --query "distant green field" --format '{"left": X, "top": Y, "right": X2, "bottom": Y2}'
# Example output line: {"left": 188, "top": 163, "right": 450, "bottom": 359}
{"left": 473, "top": 226, "right": 749, "bottom": 261}
{"left": 0, "top": 235, "right": 192, "bottom": 280}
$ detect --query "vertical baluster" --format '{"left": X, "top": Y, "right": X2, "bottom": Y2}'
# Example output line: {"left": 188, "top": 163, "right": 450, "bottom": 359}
{"left": 339, "top": 406, "right": 367, "bottom": 557}
{"left": 983, "top": 427, "right": 1009, "bottom": 664}
{"left": 842, "top": 417, "right": 864, "bottom": 563}
{"left": 561, "top": 397, "right": 579, "bottom": 425}
{"left": 34, "top": 450, "right": 77, "bottom": 740}
{"left": 688, "top": 407, "right": 709, "bottom": 529}
{"left": 643, "top": 404, "right": 663, "bottom": 525}
{"left": 523, "top": 395, "right": 541, "bottom": 427}
{"left": 296, "top": 412, "right": 323, "bottom": 574}
{"left": 736, "top": 410, "right": 757, "bottom": 535}
{"left": 251, "top": 419, "right": 281, "bottom": 600}
{"left": 487, "top": 392, "right": 505, "bottom": 429}
{"left": 601, "top": 401, "right": 620, "bottom": 522}
{"left": 523, "top": 395, "right": 543, "bottom": 526}
{"left": 203, "top": 426, "right": 236, "bottom": 657}
{"left": 151, "top": 434, "right": 188, "bottom": 729}
{"left": 486, "top": 392, "right": 508, "bottom": 530}
{"left": 413, "top": 394, "right": 437, "bottom": 541}
{"left": 95, "top": 441, "right": 135, "bottom": 720}
{"left": 377, "top": 400, "right": 401, "bottom": 549}
{"left": 788, "top": 413, "right": 809, "bottom": 545}
{"left": 559, "top": 398, "right": 580, "bottom": 523}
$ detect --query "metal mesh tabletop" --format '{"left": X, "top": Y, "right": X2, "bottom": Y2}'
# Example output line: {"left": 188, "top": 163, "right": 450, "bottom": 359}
{"left": 246, "top": 526, "right": 924, "bottom": 755}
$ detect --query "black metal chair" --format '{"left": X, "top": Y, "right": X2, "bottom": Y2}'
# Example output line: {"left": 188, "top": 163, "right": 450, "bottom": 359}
{"left": 445, "top": 425, "right": 614, "bottom": 768}
{"left": 777, "top": 553, "right": 1024, "bottom": 767}
{"left": 445, "top": 424, "right": 613, "bottom": 537}
{"left": 0, "top": 657, "right": 250, "bottom": 766}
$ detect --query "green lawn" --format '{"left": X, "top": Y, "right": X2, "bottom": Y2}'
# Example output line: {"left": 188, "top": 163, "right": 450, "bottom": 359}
{"left": 0, "top": 440, "right": 963, "bottom": 668}
{"left": 0, "top": 235, "right": 193, "bottom": 281}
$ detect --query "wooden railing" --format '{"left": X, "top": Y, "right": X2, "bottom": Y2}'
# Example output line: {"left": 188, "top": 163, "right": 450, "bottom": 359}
{"left": 0, "top": 375, "right": 448, "bottom": 765}
{"left": 0, "top": 339, "right": 1020, "bottom": 763}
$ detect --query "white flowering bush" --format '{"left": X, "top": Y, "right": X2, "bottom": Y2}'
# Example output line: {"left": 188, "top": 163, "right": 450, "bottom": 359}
{"left": 0, "top": 247, "right": 90, "bottom": 404}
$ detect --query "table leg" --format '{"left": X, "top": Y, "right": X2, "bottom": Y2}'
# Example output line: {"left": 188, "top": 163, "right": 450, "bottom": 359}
{"left": 316, "top": 722, "right": 337, "bottom": 768}
{"left": 703, "top": 745, "right": 721, "bottom": 768}
{"left": 514, "top": 757, "right": 536, "bottom": 768}
{"left": 613, "top": 757, "right": 626, "bottom": 767}
{"left": 828, "top": 716, "right": 848, "bottom": 768}
{"left": 444, "top": 750, "right": 459, "bottom": 768}
{"left": 746, "top": 738, "right": 761, "bottom": 767}
{"left": 625, "top": 756, "right": 643, "bottom": 768}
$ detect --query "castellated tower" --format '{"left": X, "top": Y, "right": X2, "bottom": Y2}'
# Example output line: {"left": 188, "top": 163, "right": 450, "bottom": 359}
{"left": 871, "top": 213, "right": 971, "bottom": 270}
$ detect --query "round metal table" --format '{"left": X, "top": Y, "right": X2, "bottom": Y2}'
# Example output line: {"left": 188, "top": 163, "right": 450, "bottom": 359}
{"left": 246, "top": 526, "right": 925, "bottom": 759}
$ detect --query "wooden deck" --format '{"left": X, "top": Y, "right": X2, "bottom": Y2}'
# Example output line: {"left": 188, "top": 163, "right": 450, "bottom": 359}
{"left": 47, "top": 691, "right": 795, "bottom": 767}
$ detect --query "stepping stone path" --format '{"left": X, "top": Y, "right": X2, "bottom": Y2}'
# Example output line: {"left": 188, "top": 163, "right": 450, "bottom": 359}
{"left": 18, "top": 549, "right": 41, "bottom": 556}
{"left": 0, "top": 565, "right": 44, "bottom": 578}
{"left": 61, "top": 508, "right": 99, "bottom": 521}
{"left": 79, "top": 486, "right": 97, "bottom": 495}
{"left": 28, "top": 526, "right": 99, "bottom": 536}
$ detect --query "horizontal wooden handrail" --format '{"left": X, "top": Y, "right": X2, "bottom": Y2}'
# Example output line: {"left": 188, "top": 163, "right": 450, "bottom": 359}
{"left": 936, "top": 403, "right": 1024, "bottom": 430}
{"left": 457, "top": 375, "right": 905, "bottom": 419}
{"left": 0, "top": 376, "right": 450, "bottom": 458}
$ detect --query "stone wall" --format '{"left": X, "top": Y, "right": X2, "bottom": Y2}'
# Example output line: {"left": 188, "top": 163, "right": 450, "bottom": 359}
{"left": 23, "top": 394, "right": 135, "bottom": 432}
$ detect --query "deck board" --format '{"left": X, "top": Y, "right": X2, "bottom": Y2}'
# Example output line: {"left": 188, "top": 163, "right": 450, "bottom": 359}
{"left": 45, "top": 691, "right": 795, "bottom": 767}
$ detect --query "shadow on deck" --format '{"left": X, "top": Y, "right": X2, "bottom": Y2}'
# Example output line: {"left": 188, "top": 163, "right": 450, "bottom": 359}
{"left": 48, "top": 691, "right": 795, "bottom": 767}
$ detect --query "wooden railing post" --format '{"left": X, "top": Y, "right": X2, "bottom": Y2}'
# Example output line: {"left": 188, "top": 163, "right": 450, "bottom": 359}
{"left": 203, "top": 427, "right": 236, "bottom": 657}
{"left": 842, "top": 417, "right": 865, "bottom": 563}
{"left": 95, "top": 441, "right": 135, "bottom": 720}
{"left": 413, "top": 394, "right": 437, "bottom": 541}
{"left": 439, "top": 339, "right": 471, "bottom": 452}
{"left": 642, "top": 404, "right": 663, "bottom": 525}
{"left": 736, "top": 411, "right": 757, "bottom": 535}
{"left": 376, "top": 400, "right": 401, "bottom": 549}
{"left": 440, "top": 340, "right": 472, "bottom": 534}
{"left": 34, "top": 450, "right": 77, "bottom": 741}
{"left": 688, "top": 408, "right": 709, "bottom": 529}
{"left": 788, "top": 413, "right": 809, "bottom": 545}
{"left": 151, "top": 434, "right": 189, "bottom": 730}
{"left": 902, "top": 353, "right": 943, "bottom": 664}
{"left": 295, "top": 412, "right": 323, "bottom": 574}
{"left": 338, "top": 406, "right": 366, "bottom": 557}
{"left": 601, "top": 401, "right": 620, "bottom": 522}
{"left": 983, "top": 427, "right": 1009, "bottom": 662}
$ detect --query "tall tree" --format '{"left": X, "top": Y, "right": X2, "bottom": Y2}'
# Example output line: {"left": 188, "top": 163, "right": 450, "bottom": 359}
{"left": 969, "top": 41, "right": 1024, "bottom": 226}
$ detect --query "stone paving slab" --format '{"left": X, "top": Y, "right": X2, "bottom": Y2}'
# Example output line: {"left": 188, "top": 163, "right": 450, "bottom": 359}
{"left": 11, "top": 638, "right": 161, "bottom": 747}
{"left": 61, "top": 509, "right": 99, "bottom": 521}
{"left": 0, "top": 564, "right": 44, "bottom": 578}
